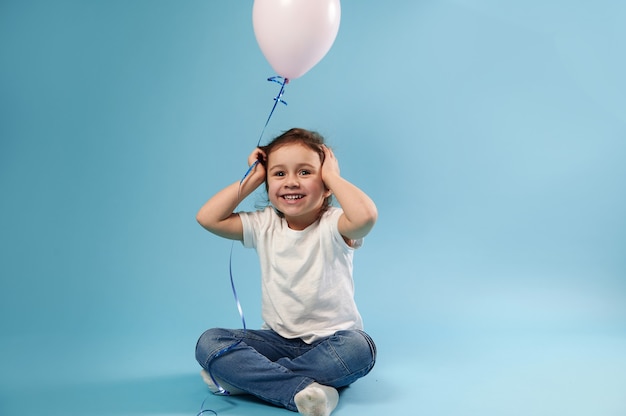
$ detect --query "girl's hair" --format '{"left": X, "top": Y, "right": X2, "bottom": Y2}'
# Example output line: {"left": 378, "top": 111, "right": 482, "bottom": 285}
{"left": 257, "top": 128, "right": 333, "bottom": 217}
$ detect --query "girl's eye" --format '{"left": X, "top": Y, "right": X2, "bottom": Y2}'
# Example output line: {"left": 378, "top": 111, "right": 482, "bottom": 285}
{"left": 274, "top": 171, "right": 285, "bottom": 177}
{"left": 299, "top": 170, "right": 310, "bottom": 176}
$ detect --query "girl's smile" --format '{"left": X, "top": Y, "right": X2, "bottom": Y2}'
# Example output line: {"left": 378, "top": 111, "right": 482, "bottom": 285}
{"left": 281, "top": 193, "right": 305, "bottom": 202}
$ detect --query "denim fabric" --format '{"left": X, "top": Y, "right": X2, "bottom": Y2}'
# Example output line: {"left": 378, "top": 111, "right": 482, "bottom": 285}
{"left": 195, "top": 328, "right": 377, "bottom": 412}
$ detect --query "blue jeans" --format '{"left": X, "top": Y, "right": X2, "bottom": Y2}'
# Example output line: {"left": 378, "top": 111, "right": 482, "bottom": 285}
{"left": 195, "top": 328, "right": 377, "bottom": 412}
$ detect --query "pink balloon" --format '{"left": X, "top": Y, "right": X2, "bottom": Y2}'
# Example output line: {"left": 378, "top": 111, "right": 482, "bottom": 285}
{"left": 253, "top": 0, "right": 341, "bottom": 80}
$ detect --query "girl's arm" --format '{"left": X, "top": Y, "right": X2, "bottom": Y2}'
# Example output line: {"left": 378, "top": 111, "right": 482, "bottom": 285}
{"left": 321, "top": 146, "right": 378, "bottom": 240}
{"left": 196, "top": 149, "right": 266, "bottom": 240}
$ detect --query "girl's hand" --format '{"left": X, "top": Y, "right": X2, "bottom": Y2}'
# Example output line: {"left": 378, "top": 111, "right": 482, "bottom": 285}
{"left": 321, "top": 144, "right": 378, "bottom": 240}
{"left": 321, "top": 145, "right": 341, "bottom": 185}
{"left": 245, "top": 147, "right": 267, "bottom": 185}
{"left": 248, "top": 147, "right": 266, "bottom": 167}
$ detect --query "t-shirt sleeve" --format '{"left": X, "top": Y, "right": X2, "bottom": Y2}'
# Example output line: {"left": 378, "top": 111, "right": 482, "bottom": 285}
{"left": 328, "top": 207, "right": 363, "bottom": 250}
{"left": 239, "top": 210, "right": 258, "bottom": 249}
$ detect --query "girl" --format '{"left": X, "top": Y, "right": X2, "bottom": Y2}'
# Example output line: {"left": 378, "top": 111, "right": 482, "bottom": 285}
{"left": 195, "top": 128, "right": 377, "bottom": 416}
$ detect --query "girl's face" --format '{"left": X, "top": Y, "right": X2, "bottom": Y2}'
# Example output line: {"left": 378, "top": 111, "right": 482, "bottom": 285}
{"left": 266, "top": 143, "right": 331, "bottom": 230}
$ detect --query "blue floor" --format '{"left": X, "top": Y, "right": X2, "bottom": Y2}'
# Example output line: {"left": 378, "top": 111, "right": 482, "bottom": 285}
{"left": 2, "top": 332, "right": 625, "bottom": 416}
{"left": 2, "top": 281, "right": 625, "bottom": 416}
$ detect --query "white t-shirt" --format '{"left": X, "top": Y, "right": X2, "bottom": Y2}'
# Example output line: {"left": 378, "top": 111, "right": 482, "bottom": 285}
{"left": 240, "top": 206, "right": 364, "bottom": 344}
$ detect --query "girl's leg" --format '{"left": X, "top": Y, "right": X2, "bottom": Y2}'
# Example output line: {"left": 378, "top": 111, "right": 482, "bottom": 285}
{"left": 196, "top": 328, "right": 316, "bottom": 411}
{"left": 275, "top": 330, "right": 377, "bottom": 388}
{"left": 195, "top": 328, "right": 376, "bottom": 412}
{"left": 199, "top": 368, "right": 246, "bottom": 395}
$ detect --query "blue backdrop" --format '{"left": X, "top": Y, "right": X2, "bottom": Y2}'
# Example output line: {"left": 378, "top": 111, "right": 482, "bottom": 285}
{"left": 1, "top": 1, "right": 625, "bottom": 415}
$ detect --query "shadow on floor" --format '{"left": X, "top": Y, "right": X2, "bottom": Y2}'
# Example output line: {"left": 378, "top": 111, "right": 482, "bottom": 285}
{"left": 0, "top": 372, "right": 290, "bottom": 416}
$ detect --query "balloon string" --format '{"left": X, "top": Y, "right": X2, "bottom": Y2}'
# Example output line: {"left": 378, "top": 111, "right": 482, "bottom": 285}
{"left": 257, "top": 76, "right": 289, "bottom": 147}
{"left": 204, "top": 241, "right": 246, "bottom": 397}
{"left": 201, "top": 75, "right": 289, "bottom": 406}
{"left": 196, "top": 396, "right": 218, "bottom": 416}
{"left": 239, "top": 76, "right": 289, "bottom": 185}
{"left": 228, "top": 241, "right": 247, "bottom": 331}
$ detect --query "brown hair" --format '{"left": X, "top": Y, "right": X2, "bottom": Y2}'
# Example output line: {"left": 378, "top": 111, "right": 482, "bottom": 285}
{"left": 258, "top": 128, "right": 333, "bottom": 217}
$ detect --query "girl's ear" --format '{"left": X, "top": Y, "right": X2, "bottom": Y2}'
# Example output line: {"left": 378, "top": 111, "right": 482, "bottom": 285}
{"left": 323, "top": 188, "right": 333, "bottom": 198}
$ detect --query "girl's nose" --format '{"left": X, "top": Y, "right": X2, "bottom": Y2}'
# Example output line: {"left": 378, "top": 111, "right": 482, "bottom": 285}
{"left": 284, "top": 174, "right": 299, "bottom": 188}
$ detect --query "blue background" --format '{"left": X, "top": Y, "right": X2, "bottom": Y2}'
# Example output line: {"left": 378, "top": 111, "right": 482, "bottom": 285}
{"left": 1, "top": 1, "right": 625, "bottom": 415}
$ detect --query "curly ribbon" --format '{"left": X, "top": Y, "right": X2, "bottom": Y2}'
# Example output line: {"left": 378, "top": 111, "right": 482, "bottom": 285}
{"left": 239, "top": 76, "right": 289, "bottom": 183}
{"left": 197, "top": 396, "right": 218, "bottom": 416}
{"left": 201, "top": 76, "right": 289, "bottom": 405}
{"left": 257, "top": 76, "right": 289, "bottom": 147}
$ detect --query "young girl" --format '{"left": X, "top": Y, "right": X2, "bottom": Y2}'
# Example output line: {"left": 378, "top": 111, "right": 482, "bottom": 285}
{"left": 195, "top": 128, "right": 377, "bottom": 416}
